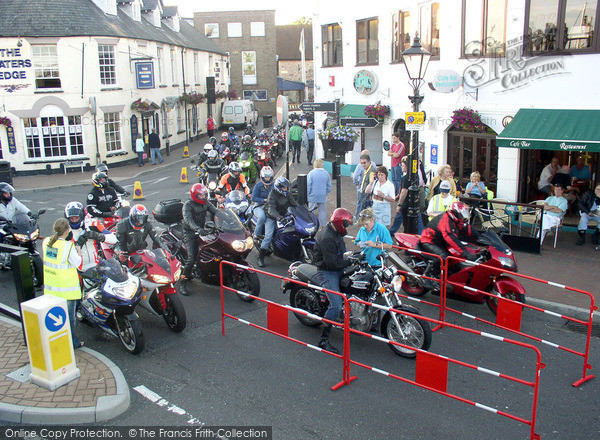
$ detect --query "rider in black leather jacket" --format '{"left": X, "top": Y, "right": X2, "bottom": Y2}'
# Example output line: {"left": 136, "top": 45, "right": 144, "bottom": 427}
{"left": 114, "top": 204, "right": 164, "bottom": 255}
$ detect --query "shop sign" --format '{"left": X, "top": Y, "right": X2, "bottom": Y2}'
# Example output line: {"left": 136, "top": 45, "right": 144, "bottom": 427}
{"left": 430, "top": 70, "right": 462, "bottom": 93}
{"left": 559, "top": 142, "right": 587, "bottom": 150}
{"left": 353, "top": 70, "right": 378, "bottom": 95}
{"left": 130, "top": 115, "right": 138, "bottom": 151}
{"left": 0, "top": 46, "right": 32, "bottom": 93}
{"left": 6, "top": 126, "right": 16, "bottom": 154}
{"left": 509, "top": 140, "right": 531, "bottom": 148}
{"left": 135, "top": 62, "right": 155, "bottom": 89}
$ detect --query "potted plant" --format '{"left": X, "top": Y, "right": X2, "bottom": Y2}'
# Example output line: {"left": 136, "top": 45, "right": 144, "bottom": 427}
{"left": 216, "top": 90, "right": 228, "bottom": 99}
{"left": 179, "top": 92, "right": 205, "bottom": 105}
{"left": 0, "top": 117, "right": 11, "bottom": 128}
{"left": 451, "top": 108, "right": 488, "bottom": 133}
{"left": 317, "top": 124, "right": 360, "bottom": 155}
{"left": 364, "top": 101, "right": 390, "bottom": 121}
{"left": 131, "top": 99, "right": 150, "bottom": 112}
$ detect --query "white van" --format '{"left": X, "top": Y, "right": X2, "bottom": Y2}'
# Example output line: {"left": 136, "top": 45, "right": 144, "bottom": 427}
{"left": 221, "top": 100, "right": 259, "bottom": 128}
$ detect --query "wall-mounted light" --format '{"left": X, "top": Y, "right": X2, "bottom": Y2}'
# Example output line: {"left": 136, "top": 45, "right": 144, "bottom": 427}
{"left": 16, "top": 38, "right": 22, "bottom": 47}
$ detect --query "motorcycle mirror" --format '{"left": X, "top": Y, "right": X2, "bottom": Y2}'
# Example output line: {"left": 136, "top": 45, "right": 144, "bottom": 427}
{"left": 383, "top": 140, "right": 390, "bottom": 151}
{"left": 38, "top": 209, "right": 46, "bottom": 215}
{"left": 190, "top": 159, "right": 195, "bottom": 164}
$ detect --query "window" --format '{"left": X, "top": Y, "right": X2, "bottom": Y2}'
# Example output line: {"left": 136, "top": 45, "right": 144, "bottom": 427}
{"left": 98, "top": 45, "right": 116, "bottom": 85}
{"left": 463, "top": 0, "right": 507, "bottom": 56}
{"left": 526, "top": 0, "right": 599, "bottom": 53}
{"left": 357, "top": 18, "right": 379, "bottom": 65}
{"left": 241, "top": 51, "right": 257, "bottom": 85}
{"left": 224, "top": 106, "right": 233, "bottom": 115}
{"left": 243, "top": 90, "right": 267, "bottom": 101}
{"left": 32, "top": 45, "right": 61, "bottom": 89}
{"left": 23, "top": 118, "right": 41, "bottom": 158}
{"left": 419, "top": 2, "right": 441, "bottom": 58}
{"left": 228, "top": 22, "right": 242, "bottom": 37}
{"left": 177, "top": 102, "right": 183, "bottom": 132}
{"left": 322, "top": 23, "right": 343, "bottom": 67}
{"left": 67, "top": 116, "right": 84, "bottom": 155}
{"left": 170, "top": 48, "right": 177, "bottom": 83}
{"left": 392, "top": 10, "right": 411, "bottom": 62}
{"left": 23, "top": 115, "right": 84, "bottom": 160}
{"left": 205, "top": 23, "right": 219, "bottom": 38}
{"left": 193, "top": 52, "right": 198, "bottom": 84}
{"left": 251, "top": 22, "right": 265, "bottom": 36}
{"left": 157, "top": 48, "right": 163, "bottom": 83}
{"left": 104, "top": 112, "right": 122, "bottom": 152}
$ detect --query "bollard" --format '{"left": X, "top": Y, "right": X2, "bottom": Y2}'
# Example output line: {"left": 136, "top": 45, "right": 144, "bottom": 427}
{"left": 180, "top": 167, "right": 189, "bottom": 183}
{"left": 11, "top": 250, "right": 36, "bottom": 343}
{"left": 297, "top": 174, "right": 308, "bottom": 206}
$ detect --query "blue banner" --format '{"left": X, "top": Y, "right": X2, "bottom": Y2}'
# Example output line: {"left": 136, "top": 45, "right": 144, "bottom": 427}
{"left": 6, "top": 126, "right": 16, "bottom": 154}
{"left": 135, "top": 62, "right": 155, "bottom": 89}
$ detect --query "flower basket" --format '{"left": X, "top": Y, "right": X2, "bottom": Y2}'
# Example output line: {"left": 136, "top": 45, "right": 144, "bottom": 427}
{"left": 227, "top": 90, "right": 238, "bottom": 100}
{"left": 364, "top": 101, "right": 390, "bottom": 121}
{"left": 216, "top": 90, "right": 228, "bottom": 99}
{"left": 180, "top": 92, "right": 205, "bottom": 105}
{"left": 317, "top": 124, "right": 359, "bottom": 155}
{"left": 450, "top": 108, "right": 487, "bottom": 133}
{"left": 130, "top": 99, "right": 150, "bottom": 112}
{"left": 0, "top": 117, "right": 11, "bottom": 128}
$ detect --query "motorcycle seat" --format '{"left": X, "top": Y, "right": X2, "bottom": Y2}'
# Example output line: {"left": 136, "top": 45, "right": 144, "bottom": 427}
{"left": 169, "top": 223, "right": 184, "bottom": 240}
{"left": 294, "top": 263, "right": 321, "bottom": 286}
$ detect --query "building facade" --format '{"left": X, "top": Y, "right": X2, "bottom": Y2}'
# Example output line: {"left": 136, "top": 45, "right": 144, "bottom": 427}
{"left": 193, "top": 10, "right": 278, "bottom": 117}
{"left": 312, "top": 0, "right": 600, "bottom": 202}
{"left": 0, "top": 0, "right": 228, "bottom": 174}
{"left": 277, "top": 24, "right": 314, "bottom": 107}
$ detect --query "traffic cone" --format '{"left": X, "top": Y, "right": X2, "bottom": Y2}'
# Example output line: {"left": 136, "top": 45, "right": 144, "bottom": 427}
{"left": 180, "top": 167, "right": 188, "bottom": 183}
{"left": 182, "top": 145, "right": 190, "bottom": 158}
{"left": 133, "top": 181, "right": 144, "bottom": 200}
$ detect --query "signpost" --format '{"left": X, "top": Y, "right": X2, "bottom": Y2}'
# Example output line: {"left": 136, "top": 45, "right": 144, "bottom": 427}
{"left": 276, "top": 95, "right": 290, "bottom": 179}
{"left": 406, "top": 111, "right": 425, "bottom": 131}
{"left": 299, "top": 102, "right": 336, "bottom": 112}
{"left": 340, "top": 118, "right": 379, "bottom": 128}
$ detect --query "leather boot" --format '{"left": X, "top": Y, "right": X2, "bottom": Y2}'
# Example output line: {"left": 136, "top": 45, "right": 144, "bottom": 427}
{"left": 318, "top": 324, "right": 338, "bottom": 354}
{"left": 593, "top": 229, "right": 600, "bottom": 246}
{"left": 179, "top": 277, "right": 191, "bottom": 296}
{"left": 576, "top": 230, "right": 586, "bottom": 246}
{"left": 257, "top": 248, "right": 267, "bottom": 268}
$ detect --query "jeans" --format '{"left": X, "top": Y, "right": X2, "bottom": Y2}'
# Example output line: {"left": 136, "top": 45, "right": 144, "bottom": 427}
{"left": 291, "top": 140, "right": 301, "bottom": 162}
{"left": 150, "top": 148, "right": 163, "bottom": 164}
{"left": 67, "top": 299, "right": 81, "bottom": 347}
{"left": 253, "top": 206, "right": 266, "bottom": 236}
{"left": 318, "top": 270, "right": 343, "bottom": 321}
{"left": 390, "top": 166, "right": 402, "bottom": 194}
{"left": 306, "top": 139, "right": 314, "bottom": 164}
{"left": 389, "top": 209, "right": 424, "bottom": 235}
{"left": 309, "top": 201, "right": 327, "bottom": 229}
{"left": 137, "top": 152, "right": 144, "bottom": 166}
{"left": 578, "top": 212, "right": 600, "bottom": 231}
{"left": 261, "top": 217, "right": 276, "bottom": 250}
{"left": 355, "top": 193, "right": 370, "bottom": 221}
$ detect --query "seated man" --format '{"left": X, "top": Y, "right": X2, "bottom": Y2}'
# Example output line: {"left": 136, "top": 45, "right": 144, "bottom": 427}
{"left": 354, "top": 208, "right": 393, "bottom": 267}
{"left": 570, "top": 156, "right": 591, "bottom": 183}
{"left": 539, "top": 183, "right": 567, "bottom": 245}
{"left": 538, "top": 157, "right": 559, "bottom": 194}
{"left": 576, "top": 184, "right": 600, "bottom": 246}
{"left": 427, "top": 180, "right": 457, "bottom": 221}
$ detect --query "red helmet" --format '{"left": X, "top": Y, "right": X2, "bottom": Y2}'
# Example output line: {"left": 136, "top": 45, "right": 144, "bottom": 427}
{"left": 129, "top": 204, "right": 149, "bottom": 230}
{"left": 447, "top": 201, "right": 471, "bottom": 226}
{"left": 221, "top": 132, "right": 228, "bottom": 140}
{"left": 330, "top": 208, "right": 353, "bottom": 236}
{"left": 190, "top": 183, "right": 208, "bottom": 204}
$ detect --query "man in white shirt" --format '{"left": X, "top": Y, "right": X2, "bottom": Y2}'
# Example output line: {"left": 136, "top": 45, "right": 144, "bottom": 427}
{"left": 0, "top": 182, "right": 32, "bottom": 223}
{"left": 427, "top": 180, "right": 457, "bottom": 221}
{"left": 538, "top": 157, "right": 559, "bottom": 194}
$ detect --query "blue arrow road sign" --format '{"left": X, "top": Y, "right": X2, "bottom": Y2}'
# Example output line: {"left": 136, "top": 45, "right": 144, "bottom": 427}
{"left": 45, "top": 306, "right": 67, "bottom": 332}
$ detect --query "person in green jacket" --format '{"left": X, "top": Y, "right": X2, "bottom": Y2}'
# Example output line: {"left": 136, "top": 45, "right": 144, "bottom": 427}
{"left": 288, "top": 120, "right": 304, "bottom": 164}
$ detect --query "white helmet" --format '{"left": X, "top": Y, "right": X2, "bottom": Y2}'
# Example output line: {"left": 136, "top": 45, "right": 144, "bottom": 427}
{"left": 203, "top": 143, "right": 213, "bottom": 154}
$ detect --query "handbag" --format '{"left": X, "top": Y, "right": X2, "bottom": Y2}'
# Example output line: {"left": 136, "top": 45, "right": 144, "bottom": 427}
{"left": 142, "top": 152, "right": 147, "bottom": 160}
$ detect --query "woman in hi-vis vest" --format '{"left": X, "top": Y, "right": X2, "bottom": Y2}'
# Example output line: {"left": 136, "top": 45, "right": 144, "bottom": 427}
{"left": 42, "top": 218, "right": 84, "bottom": 348}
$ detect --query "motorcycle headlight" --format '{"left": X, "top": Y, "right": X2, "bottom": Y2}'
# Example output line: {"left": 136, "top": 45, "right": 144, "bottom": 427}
{"left": 391, "top": 275, "right": 404, "bottom": 293}
{"left": 305, "top": 226, "right": 317, "bottom": 235}
{"left": 13, "top": 233, "right": 29, "bottom": 242}
{"left": 111, "top": 279, "right": 139, "bottom": 299}
{"left": 208, "top": 181, "right": 217, "bottom": 190}
{"left": 231, "top": 239, "right": 247, "bottom": 252}
{"left": 246, "top": 236, "right": 254, "bottom": 250}
{"left": 30, "top": 230, "right": 40, "bottom": 240}
{"left": 150, "top": 274, "right": 172, "bottom": 284}
{"left": 173, "top": 267, "right": 182, "bottom": 281}
{"left": 498, "top": 257, "right": 516, "bottom": 269}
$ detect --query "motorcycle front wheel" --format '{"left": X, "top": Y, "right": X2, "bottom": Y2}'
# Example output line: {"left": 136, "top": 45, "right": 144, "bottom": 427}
{"left": 115, "top": 315, "right": 145, "bottom": 354}
{"left": 31, "top": 254, "right": 43, "bottom": 288}
{"left": 384, "top": 309, "right": 432, "bottom": 358}
{"left": 289, "top": 286, "right": 322, "bottom": 327}
{"left": 227, "top": 269, "right": 260, "bottom": 302}
{"left": 162, "top": 294, "right": 187, "bottom": 332}
{"left": 486, "top": 288, "right": 525, "bottom": 314}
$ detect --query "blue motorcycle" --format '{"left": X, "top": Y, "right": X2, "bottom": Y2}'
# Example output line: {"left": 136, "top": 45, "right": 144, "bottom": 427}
{"left": 224, "top": 190, "right": 250, "bottom": 223}
{"left": 76, "top": 258, "right": 145, "bottom": 354}
{"left": 249, "top": 205, "right": 318, "bottom": 264}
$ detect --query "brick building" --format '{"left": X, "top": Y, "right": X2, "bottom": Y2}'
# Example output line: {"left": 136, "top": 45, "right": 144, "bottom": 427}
{"left": 193, "top": 10, "right": 277, "bottom": 116}
{"left": 276, "top": 24, "right": 313, "bottom": 106}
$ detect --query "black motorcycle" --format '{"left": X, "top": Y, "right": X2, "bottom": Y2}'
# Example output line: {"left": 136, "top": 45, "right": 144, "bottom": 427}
{"left": 282, "top": 251, "right": 432, "bottom": 358}
{"left": 0, "top": 209, "right": 46, "bottom": 287}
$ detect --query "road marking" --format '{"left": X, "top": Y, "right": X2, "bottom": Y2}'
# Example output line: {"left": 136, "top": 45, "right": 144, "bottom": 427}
{"left": 133, "top": 385, "right": 204, "bottom": 425}
{"left": 147, "top": 176, "right": 170, "bottom": 186}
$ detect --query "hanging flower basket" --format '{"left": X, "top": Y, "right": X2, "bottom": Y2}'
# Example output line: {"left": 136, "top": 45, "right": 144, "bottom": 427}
{"left": 227, "top": 90, "right": 238, "bottom": 99}
{"left": 131, "top": 99, "right": 150, "bottom": 112}
{"left": 317, "top": 124, "right": 359, "bottom": 155}
{"left": 0, "top": 117, "right": 11, "bottom": 128}
{"left": 216, "top": 90, "right": 228, "bottom": 99}
{"left": 364, "top": 101, "right": 390, "bottom": 121}
{"left": 450, "top": 108, "right": 487, "bottom": 133}
{"left": 180, "top": 92, "right": 205, "bottom": 105}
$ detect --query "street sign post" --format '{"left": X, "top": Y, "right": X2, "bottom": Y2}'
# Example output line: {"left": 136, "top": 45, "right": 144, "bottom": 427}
{"left": 277, "top": 96, "right": 291, "bottom": 179}
{"left": 406, "top": 111, "right": 425, "bottom": 131}
{"left": 340, "top": 118, "right": 379, "bottom": 128}
{"left": 276, "top": 95, "right": 289, "bottom": 126}
{"left": 300, "top": 102, "right": 336, "bottom": 112}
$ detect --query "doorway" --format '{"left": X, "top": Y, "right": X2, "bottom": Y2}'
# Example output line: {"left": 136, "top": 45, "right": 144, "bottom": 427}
{"left": 447, "top": 129, "right": 498, "bottom": 194}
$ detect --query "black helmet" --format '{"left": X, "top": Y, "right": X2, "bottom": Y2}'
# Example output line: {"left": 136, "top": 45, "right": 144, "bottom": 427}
{"left": 243, "top": 134, "right": 252, "bottom": 144}
{"left": 274, "top": 177, "right": 290, "bottom": 196}
{"left": 96, "top": 163, "right": 109, "bottom": 174}
{"left": 246, "top": 124, "right": 253, "bottom": 130}
{"left": 0, "top": 182, "right": 14, "bottom": 203}
{"left": 92, "top": 172, "right": 108, "bottom": 188}
{"left": 129, "top": 204, "right": 149, "bottom": 230}
{"left": 228, "top": 127, "right": 235, "bottom": 134}
{"left": 65, "top": 201, "right": 85, "bottom": 230}
{"left": 209, "top": 136, "right": 217, "bottom": 146}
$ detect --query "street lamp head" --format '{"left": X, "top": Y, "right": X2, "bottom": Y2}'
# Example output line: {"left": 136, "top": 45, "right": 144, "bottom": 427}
{"left": 401, "top": 35, "right": 431, "bottom": 81}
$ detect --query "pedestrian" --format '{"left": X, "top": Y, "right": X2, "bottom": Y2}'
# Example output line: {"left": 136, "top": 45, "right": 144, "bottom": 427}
{"left": 390, "top": 158, "right": 424, "bottom": 235}
{"left": 387, "top": 132, "right": 405, "bottom": 193}
{"left": 42, "top": 218, "right": 84, "bottom": 349}
{"left": 427, "top": 164, "right": 457, "bottom": 200}
{"left": 148, "top": 129, "right": 163, "bottom": 165}
{"left": 289, "top": 120, "right": 303, "bottom": 164}
{"left": 135, "top": 133, "right": 145, "bottom": 167}
{"left": 366, "top": 166, "right": 396, "bottom": 226}
{"left": 354, "top": 152, "right": 377, "bottom": 220}
{"left": 206, "top": 116, "right": 216, "bottom": 138}
{"left": 307, "top": 159, "right": 332, "bottom": 229}
{"left": 306, "top": 124, "right": 315, "bottom": 165}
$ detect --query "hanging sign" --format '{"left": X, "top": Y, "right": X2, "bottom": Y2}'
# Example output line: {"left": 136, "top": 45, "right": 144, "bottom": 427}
{"left": 6, "top": 126, "right": 16, "bottom": 154}
{"left": 429, "top": 70, "right": 462, "bottom": 93}
{"left": 135, "top": 62, "right": 155, "bottom": 89}
{"left": 353, "top": 70, "right": 378, "bottom": 95}
{"left": 430, "top": 144, "right": 438, "bottom": 165}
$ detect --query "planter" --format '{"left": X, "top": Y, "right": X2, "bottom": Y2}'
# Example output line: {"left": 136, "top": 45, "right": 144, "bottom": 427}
{"left": 332, "top": 139, "right": 355, "bottom": 155}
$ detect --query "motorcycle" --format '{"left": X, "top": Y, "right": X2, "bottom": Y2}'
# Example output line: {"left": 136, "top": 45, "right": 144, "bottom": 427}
{"left": 155, "top": 203, "right": 260, "bottom": 302}
{"left": 0, "top": 209, "right": 46, "bottom": 287}
{"left": 76, "top": 258, "right": 145, "bottom": 354}
{"left": 238, "top": 151, "right": 258, "bottom": 184}
{"left": 257, "top": 143, "right": 274, "bottom": 170}
{"left": 101, "top": 246, "right": 186, "bottom": 333}
{"left": 394, "top": 230, "right": 526, "bottom": 314}
{"left": 283, "top": 251, "right": 432, "bottom": 358}
{"left": 224, "top": 190, "right": 250, "bottom": 224}
{"left": 220, "top": 147, "right": 235, "bottom": 165}
{"left": 249, "top": 205, "right": 318, "bottom": 264}
{"left": 194, "top": 161, "right": 225, "bottom": 204}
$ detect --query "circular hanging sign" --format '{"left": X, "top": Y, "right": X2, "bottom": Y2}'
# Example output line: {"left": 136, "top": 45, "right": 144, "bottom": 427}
{"left": 353, "top": 70, "right": 378, "bottom": 95}
{"left": 502, "top": 115, "right": 514, "bottom": 127}
{"left": 430, "top": 70, "right": 462, "bottom": 93}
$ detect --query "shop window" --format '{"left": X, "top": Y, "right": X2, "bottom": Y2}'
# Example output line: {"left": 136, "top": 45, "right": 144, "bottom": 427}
{"left": 242, "top": 51, "right": 257, "bottom": 85}
{"left": 104, "top": 112, "right": 122, "bottom": 152}
{"left": 462, "top": 0, "right": 508, "bottom": 57}
{"left": 67, "top": 116, "right": 84, "bottom": 155}
{"left": 32, "top": 45, "right": 61, "bottom": 89}
{"left": 23, "top": 114, "right": 85, "bottom": 160}
{"left": 419, "top": 2, "right": 441, "bottom": 58}
{"left": 392, "top": 10, "right": 411, "bottom": 62}
{"left": 98, "top": 45, "right": 117, "bottom": 85}
{"left": 23, "top": 118, "right": 41, "bottom": 158}
{"left": 448, "top": 130, "right": 498, "bottom": 192}
{"left": 357, "top": 17, "right": 379, "bottom": 65}
{"left": 322, "top": 23, "right": 343, "bottom": 67}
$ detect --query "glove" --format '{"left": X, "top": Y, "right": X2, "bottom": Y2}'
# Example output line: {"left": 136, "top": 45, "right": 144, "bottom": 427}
{"left": 124, "top": 191, "right": 131, "bottom": 197}
{"left": 76, "top": 233, "right": 88, "bottom": 247}
{"left": 118, "top": 251, "right": 128, "bottom": 263}
{"left": 88, "top": 230, "right": 105, "bottom": 243}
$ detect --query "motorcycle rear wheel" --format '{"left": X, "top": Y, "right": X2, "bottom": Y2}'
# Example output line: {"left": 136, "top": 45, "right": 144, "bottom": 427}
{"left": 162, "top": 294, "right": 187, "bottom": 332}
{"left": 384, "top": 309, "right": 432, "bottom": 358}
{"left": 289, "top": 286, "right": 322, "bottom": 327}
{"left": 486, "top": 288, "right": 526, "bottom": 315}
{"left": 115, "top": 315, "right": 145, "bottom": 354}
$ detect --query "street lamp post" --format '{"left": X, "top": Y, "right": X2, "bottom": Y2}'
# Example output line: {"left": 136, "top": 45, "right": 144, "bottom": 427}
{"left": 401, "top": 36, "right": 431, "bottom": 234}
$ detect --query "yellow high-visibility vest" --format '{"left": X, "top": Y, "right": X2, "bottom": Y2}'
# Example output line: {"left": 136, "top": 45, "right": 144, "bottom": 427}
{"left": 428, "top": 195, "right": 457, "bottom": 221}
{"left": 42, "top": 237, "right": 81, "bottom": 300}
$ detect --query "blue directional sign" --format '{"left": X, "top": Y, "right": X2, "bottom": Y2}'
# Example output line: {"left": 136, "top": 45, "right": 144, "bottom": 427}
{"left": 135, "top": 62, "right": 155, "bottom": 89}
{"left": 44, "top": 306, "right": 67, "bottom": 332}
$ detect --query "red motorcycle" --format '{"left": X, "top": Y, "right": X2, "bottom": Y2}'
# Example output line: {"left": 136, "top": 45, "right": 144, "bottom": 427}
{"left": 257, "top": 143, "right": 274, "bottom": 170}
{"left": 394, "top": 230, "right": 526, "bottom": 314}
{"left": 102, "top": 245, "right": 187, "bottom": 332}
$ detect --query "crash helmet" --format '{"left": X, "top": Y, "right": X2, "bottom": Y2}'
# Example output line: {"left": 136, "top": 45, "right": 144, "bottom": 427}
{"left": 330, "top": 208, "right": 353, "bottom": 236}
{"left": 246, "top": 123, "right": 253, "bottom": 131}
{"left": 273, "top": 176, "right": 291, "bottom": 197}
{"left": 243, "top": 134, "right": 252, "bottom": 145}
{"left": 260, "top": 166, "right": 274, "bottom": 185}
{"left": 447, "top": 201, "right": 471, "bottom": 227}
{"left": 96, "top": 163, "right": 109, "bottom": 174}
{"left": 129, "top": 204, "right": 149, "bottom": 230}
{"left": 209, "top": 136, "right": 217, "bottom": 146}
{"left": 203, "top": 143, "right": 213, "bottom": 154}
{"left": 190, "top": 183, "right": 209, "bottom": 205}
{"left": 64, "top": 201, "right": 85, "bottom": 230}
{"left": 258, "top": 130, "right": 267, "bottom": 141}
{"left": 0, "top": 182, "right": 14, "bottom": 203}
{"left": 228, "top": 162, "right": 242, "bottom": 178}
{"left": 92, "top": 171, "right": 108, "bottom": 188}
{"left": 207, "top": 150, "right": 218, "bottom": 160}
{"left": 228, "top": 127, "right": 235, "bottom": 135}
{"left": 221, "top": 132, "right": 228, "bottom": 141}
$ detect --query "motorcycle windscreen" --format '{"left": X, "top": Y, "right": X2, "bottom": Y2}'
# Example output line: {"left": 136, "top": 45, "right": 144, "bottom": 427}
{"left": 214, "top": 208, "right": 245, "bottom": 234}
{"left": 290, "top": 206, "right": 317, "bottom": 228}
{"left": 95, "top": 258, "right": 129, "bottom": 283}
{"left": 239, "top": 152, "right": 252, "bottom": 162}
{"left": 10, "top": 212, "right": 34, "bottom": 234}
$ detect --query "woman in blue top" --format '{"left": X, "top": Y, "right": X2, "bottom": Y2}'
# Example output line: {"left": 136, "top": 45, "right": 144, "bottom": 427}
{"left": 464, "top": 171, "right": 487, "bottom": 198}
{"left": 354, "top": 208, "right": 393, "bottom": 267}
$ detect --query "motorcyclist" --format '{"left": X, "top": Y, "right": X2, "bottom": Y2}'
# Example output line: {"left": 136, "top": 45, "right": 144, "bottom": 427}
{"left": 251, "top": 166, "right": 274, "bottom": 239}
{"left": 86, "top": 172, "right": 119, "bottom": 219}
{"left": 218, "top": 132, "right": 231, "bottom": 154}
{"left": 179, "top": 183, "right": 219, "bottom": 296}
{"left": 0, "top": 182, "right": 33, "bottom": 222}
{"left": 240, "top": 134, "right": 256, "bottom": 155}
{"left": 114, "top": 204, "right": 166, "bottom": 260}
{"left": 257, "top": 177, "right": 298, "bottom": 267}
{"left": 244, "top": 124, "right": 255, "bottom": 138}
{"left": 197, "top": 143, "right": 213, "bottom": 166}
{"left": 216, "top": 162, "right": 250, "bottom": 199}
{"left": 255, "top": 129, "right": 276, "bottom": 166}
{"left": 208, "top": 136, "right": 218, "bottom": 148}
{"left": 64, "top": 201, "right": 117, "bottom": 272}
{"left": 202, "top": 150, "right": 226, "bottom": 175}
{"left": 96, "top": 163, "right": 128, "bottom": 196}
{"left": 228, "top": 126, "right": 239, "bottom": 146}
{"left": 312, "top": 208, "right": 354, "bottom": 353}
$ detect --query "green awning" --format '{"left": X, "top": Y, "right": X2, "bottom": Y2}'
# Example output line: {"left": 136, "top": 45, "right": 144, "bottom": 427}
{"left": 497, "top": 109, "right": 600, "bottom": 152}
{"left": 339, "top": 104, "right": 367, "bottom": 118}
